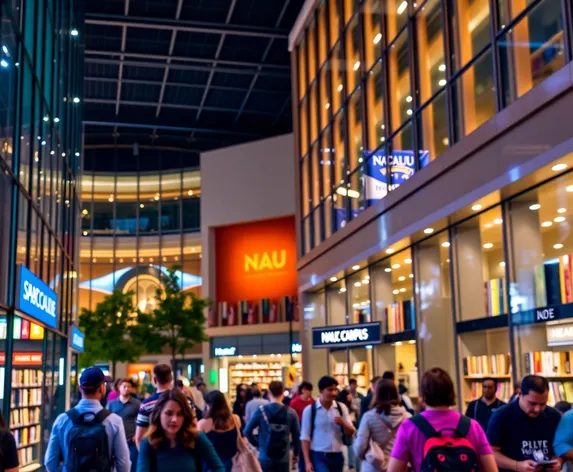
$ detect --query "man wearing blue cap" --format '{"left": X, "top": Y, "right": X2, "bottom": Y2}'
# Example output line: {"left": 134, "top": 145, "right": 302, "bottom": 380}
{"left": 45, "top": 367, "right": 131, "bottom": 472}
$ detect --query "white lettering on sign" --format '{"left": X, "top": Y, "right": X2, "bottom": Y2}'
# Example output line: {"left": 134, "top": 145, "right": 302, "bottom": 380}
{"left": 536, "top": 308, "right": 555, "bottom": 321}
{"left": 23, "top": 280, "right": 56, "bottom": 317}
{"left": 215, "top": 347, "right": 236, "bottom": 357}
{"left": 73, "top": 333, "right": 84, "bottom": 349}
{"left": 291, "top": 343, "right": 302, "bottom": 353}
{"left": 321, "top": 328, "right": 369, "bottom": 345}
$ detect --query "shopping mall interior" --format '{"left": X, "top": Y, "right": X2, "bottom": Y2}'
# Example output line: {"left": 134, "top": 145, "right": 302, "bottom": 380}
{"left": 2, "top": 0, "right": 573, "bottom": 468}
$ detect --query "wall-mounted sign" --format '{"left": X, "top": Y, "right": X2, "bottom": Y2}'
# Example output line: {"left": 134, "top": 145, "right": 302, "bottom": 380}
{"left": 312, "top": 322, "right": 383, "bottom": 349}
{"left": 215, "top": 216, "right": 297, "bottom": 302}
{"left": 512, "top": 305, "right": 566, "bottom": 325}
{"left": 70, "top": 325, "right": 85, "bottom": 352}
{"left": 547, "top": 321, "right": 573, "bottom": 347}
{"left": 0, "top": 352, "right": 44, "bottom": 366}
{"left": 291, "top": 342, "right": 302, "bottom": 353}
{"left": 16, "top": 265, "right": 58, "bottom": 328}
{"left": 214, "top": 347, "right": 237, "bottom": 357}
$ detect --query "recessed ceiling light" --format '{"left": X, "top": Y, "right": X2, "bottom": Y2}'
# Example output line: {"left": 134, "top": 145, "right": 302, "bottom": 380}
{"left": 386, "top": 248, "right": 395, "bottom": 254}
{"left": 424, "top": 227, "right": 434, "bottom": 234}
{"left": 554, "top": 216, "right": 566, "bottom": 223}
{"left": 472, "top": 204, "right": 483, "bottom": 211}
{"left": 558, "top": 208, "right": 567, "bottom": 213}
{"left": 438, "top": 79, "right": 447, "bottom": 87}
{"left": 406, "top": 95, "right": 412, "bottom": 103}
{"left": 404, "top": 258, "right": 412, "bottom": 264}
{"left": 529, "top": 204, "right": 541, "bottom": 210}
{"left": 352, "top": 264, "right": 360, "bottom": 270}
{"left": 494, "top": 218, "right": 503, "bottom": 225}
{"left": 541, "top": 221, "right": 553, "bottom": 227}
{"left": 442, "top": 242, "right": 450, "bottom": 248}
{"left": 392, "top": 263, "right": 401, "bottom": 269}
{"left": 406, "top": 109, "right": 413, "bottom": 116}
{"left": 399, "top": 288, "right": 407, "bottom": 293}
{"left": 393, "top": 289, "right": 399, "bottom": 295}
{"left": 567, "top": 185, "right": 573, "bottom": 193}
{"left": 337, "top": 84, "right": 343, "bottom": 92}
{"left": 397, "top": 1, "right": 408, "bottom": 15}
{"left": 354, "top": 281, "right": 362, "bottom": 287}
{"left": 362, "top": 279, "right": 369, "bottom": 284}
{"left": 409, "top": 274, "right": 414, "bottom": 278}
{"left": 438, "top": 64, "right": 446, "bottom": 72}
{"left": 483, "top": 243, "right": 493, "bottom": 249}
{"left": 365, "top": 275, "right": 370, "bottom": 280}
{"left": 353, "top": 61, "right": 361, "bottom": 71}
{"left": 554, "top": 243, "right": 564, "bottom": 249}
{"left": 499, "top": 261, "right": 506, "bottom": 267}
{"left": 552, "top": 163, "right": 568, "bottom": 172}
{"left": 373, "top": 33, "right": 382, "bottom": 45}
{"left": 385, "top": 268, "right": 392, "bottom": 273}
{"left": 330, "top": 276, "right": 337, "bottom": 282}
{"left": 339, "top": 287, "right": 347, "bottom": 293}
{"left": 398, "top": 276, "right": 405, "bottom": 281}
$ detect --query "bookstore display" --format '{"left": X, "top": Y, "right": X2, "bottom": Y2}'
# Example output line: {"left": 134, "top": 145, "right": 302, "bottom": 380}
{"left": 213, "top": 296, "right": 299, "bottom": 327}
{"left": 462, "top": 353, "right": 512, "bottom": 403}
{"left": 331, "top": 361, "right": 349, "bottom": 387}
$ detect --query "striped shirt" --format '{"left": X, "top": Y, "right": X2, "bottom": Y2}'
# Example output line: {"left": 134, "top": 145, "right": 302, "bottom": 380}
{"left": 136, "top": 391, "right": 199, "bottom": 427}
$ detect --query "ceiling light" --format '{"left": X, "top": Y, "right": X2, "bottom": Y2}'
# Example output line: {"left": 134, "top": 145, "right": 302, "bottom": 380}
{"left": 75, "top": 152, "right": 80, "bottom": 157}
{"left": 339, "top": 287, "right": 347, "bottom": 293}
{"left": 73, "top": 97, "right": 80, "bottom": 103}
{"left": 352, "top": 264, "right": 360, "bottom": 270}
{"left": 438, "top": 64, "right": 446, "bottom": 72}
{"left": 386, "top": 248, "right": 394, "bottom": 254}
{"left": 398, "top": 276, "right": 405, "bottom": 281}
{"left": 438, "top": 79, "right": 447, "bottom": 87}
{"left": 373, "top": 33, "right": 382, "bottom": 45}
{"left": 555, "top": 216, "right": 566, "bottom": 223}
{"left": 54, "top": 117, "right": 60, "bottom": 123}
{"left": 541, "top": 221, "right": 553, "bottom": 227}
{"left": 552, "top": 163, "right": 568, "bottom": 172}
{"left": 0, "top": 59, "right": 8, "bottom": 68}
{"left": 154, "top": 195, "right": 160, "bottom": 201}
{"left": 354, "top": 281, "right": 362, "bottom": 287}
{"left": 399, "top": 288, "right": 406, "bottom": 292}
{"left": 409, "top": 274, "right": 414, "bottom": 278}
{"left": 365, "top": 275, "right": 370, "bottom": 280}
{"left": 330, "top": 276, "right": 337, "bottom": 282}
{"left": 471, "top": 204, "right": 482, "bottom": 211}
{"left": 337, "top": 84, "right": 343, "bottom": 92}
{"left": 558, "top": 208, "right": 567, "bottom": 213}
{"left": 2, "top": 46, "right": 7, "bottom": 55}
{"left": 424, "top": 227, "right": 434, "bottom": 234}
{"left": 392, "top": 263, "right": 401, "bottom": 269}
{"left": 325, "top": 103, "right": 330, "bottom": 109}
{"left": 404, "top": 258, "right": 412, "bottom": 264}
{"left": 362, "top": 279, "right": 369, "bottom": 284}
{"left": 554, "top": 243, "right": 564, "bottom": 249}
{"left": 108, "top": 196, "right": 114, "bottom": 203}
{"left": 70, "top": 29, "right": 79, "bottom": 36}
{"left": 82, "top": 231, "right": 87, "bottom": 236}
{"left": 353, "top": 61, "right": 361, "bottom": 71}
{"left": 393, "top": 289, "right": 399, "bottom": 295}
{"left": 43, "top": 116, "right": 49, "bottom": 122}
{"left": 499, "top": 261, "right": 506, "bottom": 267}
{"left": 485, "top": 223, "right": 493, "bottom": 229}
{"left": 442, "top": 137, "right": 449, "bottom": 146}
{"left": 385, "top": 268, "right": 392, "bottom": 272}
{"left": 529, "top": 204, "right": 541, "bottom": 210}
{"left": 140, "top": 203, "right": 144, "bottom": 208}
{"left": 397, "top": 1, "right": 408, "bottom": 14}
{"left": 406, "top": 95, "right": 412, "bottom": 103}
{"left": 567, "top": 185, "right": 573, "bottom": 192}
{"left": 494, "top": 218, "right": 503, "bottom": 225}
{"left": 442, "top": 242, "right": 450, "bottom": 248}
{"left": 483, "top": 243, "right": 493, "bottom": 249}
{"left": 406, "top": 109, "right": 413, "bottom": 116}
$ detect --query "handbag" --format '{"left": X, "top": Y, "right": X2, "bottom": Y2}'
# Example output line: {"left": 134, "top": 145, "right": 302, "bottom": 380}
{"left": 364, "top": 414, "right": 399, "bottom": 471}
{"left": 231, "top": 420, "right": 262, "bottom": 472}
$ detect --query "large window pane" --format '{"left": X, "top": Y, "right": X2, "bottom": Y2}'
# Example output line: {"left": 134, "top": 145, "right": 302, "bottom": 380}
{"left": 499, "top": 0, "right": 564, "bottom": 107}
{"left": 301, "top": 155, "right": 311, "bottom": 217}
{"left": 389, "top": 123, "right": 415, "bottom": 191}
{"left": 311, "top": 144, "right": 321, "bottom": 210}
{"left": 347, "top": 89, "right": 363, "bottom": 173}
{"left": 365, "top": 62, "right": 385, "bottom": 151}
{"left": 321, "top": 129, "right": 333, "bottom": 199}
{"left": 319, "top": 64, "right": 331, "bottom": 132}
{"left": 310, "top": 83, "right": 319, "bottom": 144}
{"left": 308, "top": 20, "right": 317, "bottom": 84}
{"left": 329, "top": 0, "right": 341, "bottom": 47}
{"left": 317, "top": 1, "right": 328, "bottom": 68}
{"left": 333, "top": 111, "right": 346, "bottom": 191}
{"left": 115, "top": 202, "right": 138, "bottom": 235}
{"left": 92, "top": 201, "right": 114, "bottom": 234}
{"left": 386, "top": 0, "right": 409, "bottom": 43}
{"left": 349, "top": 167, "right": 365, "bottom": 218}
{"left": 182, "top": 198, "right": 200, "bottom": 231}
{"left": 300, "top": 99, "right": 309, "bottom": 157}
{"left": 345, "top": 17, "right": 361, "bottom": 93}
{"left": 497, "top": 0, "right": 535, "bottom": 27}
{"left": 388, "top": 30, "right": 411, "bottom": 132}
{"left": 331, "top": 44, "right": 344, "bottom": 114}
{"left": 418, "top": 91, "right": 448, "bottom": 168}
{"left": 363, "top": 0, "right": 383, "bottom": 70}
{"left": 298, "top": 41, "right": 308, "bottom": 100}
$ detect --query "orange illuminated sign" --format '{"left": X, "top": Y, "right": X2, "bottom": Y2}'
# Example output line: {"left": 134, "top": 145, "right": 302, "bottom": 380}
{"left": 0, "top": 352, "right": 43, "bottom": 366}
{"left": 216, "top": 216, "right": 297, "bottom": 302}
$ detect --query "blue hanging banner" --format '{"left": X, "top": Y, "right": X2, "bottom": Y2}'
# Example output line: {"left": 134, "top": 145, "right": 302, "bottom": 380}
{"left": 16, "top": 265, "right": 58, "bottom": 329}
{"left": 70, "top": 325, "right": 85, "bottom": 352}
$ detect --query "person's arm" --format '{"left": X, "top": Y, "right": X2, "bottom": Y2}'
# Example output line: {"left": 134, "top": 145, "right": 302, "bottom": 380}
{"left": 387, "top": 458, "right": 409, "bottom": 472}
{"left": 136, "top": 438, "right": 152, "bottom": 472}
{"left": 135, "top": 426, "right": 147, "bottom": 449}
{"left": 195, "top": 432, "right": 225, "bottom": 472}
{"left": 135, "top": 404, "right": 150, "bottom": 449}
{"left": 300, "top": 405, "right": 313, "bottom": 472}
{"left": 491, "top": 446, "right": 537, "bottom": 472}
{"left": 243, "top": 408, "right": 261, "bottom": 448}
{"left": 353, "top": 413, "right": 371, "bottom": 460}
{"left": 288, "top": 408, "right": 301, "bottom": 459}
{"left": 334, "top": 404, "right": 356, "bottom": 435}
{"left": 113, "top": 416, "right": 132, "bottom": 472}
{"left": 44, "top": 414, "right": 65, "bottom": 472}
{"left": 554, "top": 411, "right": 573, "bottom": 461}
{"left": 1, "top": 430, "right": 20, "bottom": 472}
{"left": 477, "top": 454, "right": 499, "bottom": 472}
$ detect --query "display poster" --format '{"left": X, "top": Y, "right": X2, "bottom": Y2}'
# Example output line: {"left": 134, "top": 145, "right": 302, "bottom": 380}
{"left": 16, "top": 265, "right": 58, "bottom": 328}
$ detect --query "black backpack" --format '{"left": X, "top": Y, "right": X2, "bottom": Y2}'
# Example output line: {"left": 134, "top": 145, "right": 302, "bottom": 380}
{"left": 65, "top": 409, "right": 113, "bottom": 472}
{"left": 259, "top": 405, "right": 290, "bottom": 461}
{"left": 310, "top": 401, "right": 353, "bottom": 446}
{"left": 411, "top": 414, "right": 479, "bottom": 472}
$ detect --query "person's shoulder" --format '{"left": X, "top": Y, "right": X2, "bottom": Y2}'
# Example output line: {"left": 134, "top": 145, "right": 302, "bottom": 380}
{"left": 286, "top": 406, "right": 298, "bottom": 418}
{"left": 544, "top": 405, "right": 562, "bottom": 422}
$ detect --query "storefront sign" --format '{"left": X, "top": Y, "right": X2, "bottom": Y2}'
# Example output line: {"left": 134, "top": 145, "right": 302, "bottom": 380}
{"left": 312, "top": 322, "right": 382, "bottom": 349}
{"left": 17, "top": 265, "right": 58, "bottom": 328}
{"left": 513, "top": 305, "right": 565, "bottom": 325}
{"left": 291, "top": 342, "right": 302, "bottom": 353}
{"left": 214, "top": 347, "right": 236, "bottom": 357}
{"left": 535, "top": 306, "right": 559, "bottom": 322}
{"left": 70, "top": 326, "right": 85, "bottom": 352}
{"left": 0, "top": 352, "right": 44, "bottom": 366}
{"left": 547, "top": 321, "right": 573, "bottom": 347}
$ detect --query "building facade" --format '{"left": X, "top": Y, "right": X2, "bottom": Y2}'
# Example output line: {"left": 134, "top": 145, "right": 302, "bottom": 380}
{"left": 291, "top": 0, "right": 573, "bottom": 404}
{"left": 0, "top": 0, "right": 84, "bottom": 468}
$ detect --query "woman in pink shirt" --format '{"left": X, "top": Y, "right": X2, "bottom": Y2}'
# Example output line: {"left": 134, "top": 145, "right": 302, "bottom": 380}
{"left": 388, "top": 368, "right": 497, "bottom": 472}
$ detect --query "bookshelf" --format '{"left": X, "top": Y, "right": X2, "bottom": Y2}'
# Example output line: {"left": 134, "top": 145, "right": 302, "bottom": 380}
{"left": 522, "top": 350, "right": 573, "bottom": 404}
{"left": 462, "top": 354, "right": 512, "bottom": 403}
{"left": 385, "top": 300, "right": 415, "bottom": 334}
{"left": 331, "top": 361, "right": 349, "bottom": 388}
{"left": 216, "top": 297, "right": 298, "bottom": 327}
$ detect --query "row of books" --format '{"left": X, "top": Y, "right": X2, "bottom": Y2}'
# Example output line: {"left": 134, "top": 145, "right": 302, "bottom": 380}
{"left": 548, "top": 381, "right": 573, "bottom": 405}
{"left": 11, "top": 388, "right": 42, "bottom": 407}
{"left": 18, "top": 447, "right": 39, "bottom": 468}
{"left": 13, "top": 426, "right": 40, "bottom": 448}
{"left": 484, "top": 278, "right": 507, "bottom": 316}
{"left": 12, "top": 369, "right": 43, "bottom": 387}
{"left": 467, "top": 379, "right": 512, "bottom": 402}
{"left": 212, "top": 296, "right": 299, "bottom": 327}
{"left": 463, "top": 354, "right": 511, "bottom": 376}
{"left": 385, "top": 300, "right": 415, "bottom": 334}
{"left": 533, "top": 256, "right": 573, "bottom": 308}
{"left": 523, "top": 351, "right": 573, "bottom": 376}
{"left": 10, "top": 407, "right": 41, "bottom": 426}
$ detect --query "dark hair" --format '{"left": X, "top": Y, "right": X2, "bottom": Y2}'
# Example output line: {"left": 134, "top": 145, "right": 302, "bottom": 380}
{"left": 153, "top": 364, "right": 173, "bottom": 385}
{"left": 318, "top": 376, "right": 338, "bottom": 391}
{"left": 81, "top": 385, "right": 100, "bottom": 395}
{"left": 298, "top": 381, "right": 313, "bottom": 395}
{"left": 147, "top": 388, "right": 197, "bottom": 448}
{"left": 555, "top": 401, "right": 572, "bottom": 414}
{"left": 482, "top": 377, "right": 498, "bottom": 388}
{"left": 521, "top": 375, "right": 549, "bottom": 395}
{"left": 269, "top": 381, "right": 284, "bottom": 398}
{"left": 373, "top": 379, "right": 401, "bottom": 415}
{"left": 382, "top": 371, "right": 395, "bottom": 381}
{"left": 118, "top": 378, "right": 131, "bottom": 389}
{"left": 114, "top": 379, "right": 123, "bottom": 391}
{"left": 196, "top": 382, "right": 206, "bottom": 389}
{"left": 371, "top": 376, "right": 380, "bottom": 386}
{"left": 349, "top": 378, "right": 358, "bottom": 386}
{"left": 337, "top": 389, "right": 352, "bottom": 408}
{"left": 205, "top": 390, "right": 234, "bottom": 430}
{"left": 175, "top": 380, "right": 185, "bottom": 389}
{"left": 252, "top": 388, "right": 262, "bottom": 398}
{"left": 421, "top": 367, "right": 456, "bottom": 407}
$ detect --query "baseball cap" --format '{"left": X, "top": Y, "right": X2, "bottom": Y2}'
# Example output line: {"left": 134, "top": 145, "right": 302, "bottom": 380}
{"left": 80, "top": 367, "right": 106, "bottom": 389}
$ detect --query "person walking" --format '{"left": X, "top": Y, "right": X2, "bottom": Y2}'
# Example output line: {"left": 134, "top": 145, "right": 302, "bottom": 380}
{"left": 387, "top": 367, "right": 496, "bottom": 472}
{"left": 0, "top": 409, "right": 19, "bottom": 472}
{"left": 337, "top": 389, "right": 358, "bottom": 471}
{"left": 301, "top": 376, "right": 356, "bottom": 472}
{"left": 233, "top": 385, "right": 248, "bottom": 428}
{"left": 487, "top": 375, "right": 562, "bottom": 472}
{"left": 45, "top": 367, "right": 131, "bottom": 472}
{"left": 291, "top": 382, "right": 314, "bottom": 422}
{"left": 348, "top": 379, "right": 364, "bottom": 420}
{"left": 381, "top": 372, "right": 415, "bottom": 415}
{"left": 137, "top": 389, "right": 225, "bottom": 472}
{"left": 245, "top": 388, "right": 269, "bottom": 424}
{"left": 197, "top": 390, "right": 243, "bottom": 472}
{"left": 354, "top": 379, "right": 411, "bottom": 472}
{"left": 108, "top": 378, "right": 141, "bottom": 472}
{"left": 360, "top": 377, "right": 380, "bottom": 419}
{"left": 244, "top": 381, "right": 300, "bottom": 472}
{"left": 465, "top": 377, "right": 505, "bottom": 433}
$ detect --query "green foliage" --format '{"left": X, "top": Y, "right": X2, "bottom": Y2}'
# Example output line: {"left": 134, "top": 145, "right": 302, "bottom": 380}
{"left": 79, "top": 290, "right": 147, "bottom": 377}
{"left": 141, "top": 266, "right": 209, "bottom": 364}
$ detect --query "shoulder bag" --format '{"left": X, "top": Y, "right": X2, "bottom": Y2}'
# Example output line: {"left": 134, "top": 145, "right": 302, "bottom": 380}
{"left": 231, "top": 418, "right": 262, "bottom": 472}
{"left": 365, "top": 414, "right": 400, "bottom": 471}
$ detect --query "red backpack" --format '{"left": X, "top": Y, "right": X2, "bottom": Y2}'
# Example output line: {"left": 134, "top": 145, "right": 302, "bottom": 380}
{"left": 410, "top": 414, "right": 479, "bottom": 472}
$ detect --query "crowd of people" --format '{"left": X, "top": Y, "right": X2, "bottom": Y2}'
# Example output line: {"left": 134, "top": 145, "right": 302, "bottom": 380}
{"left": 3, "top": 363, "right": 573, "bottom": 471}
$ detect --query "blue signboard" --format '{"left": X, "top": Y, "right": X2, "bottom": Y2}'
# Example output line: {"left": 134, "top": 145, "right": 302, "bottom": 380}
{"left": 70, "top": 325, "right": 85, "bottom": 352}
{"left": 17, "top": 265, "right": 58, "bottom": 328}
{"left": 312, "top": 322, "right": 382, "bottom": 349}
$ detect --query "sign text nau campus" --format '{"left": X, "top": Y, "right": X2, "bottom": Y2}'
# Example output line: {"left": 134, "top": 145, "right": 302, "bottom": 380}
{"left": 312, "top": 322, "right": 382, "bottom": 349}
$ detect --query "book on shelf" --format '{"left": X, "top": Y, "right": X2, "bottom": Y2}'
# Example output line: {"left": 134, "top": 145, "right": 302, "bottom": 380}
{"left": 463, "top": 354, "right": 511, "bottom": 377}
{"left": 484, "top": 278, "right": 507, "bottom": 316}
{"left": 524, "top": 351, "right": 573, "bottom": 376}
{"left": 12, "top": 426, "right": 40, "bottom": 447}
{"left": 12, "top": 369, "right": 43, "bottom": 387}
{"left": 385, "top": 300, "right": 414, "bottom": 334}
{"left": 10, "top": 388, "right": 42, "bottom": 407}
{"left": 468, "top": 380, "right": 512, "bottom": 402}
{"left": 548, "top": 381, "right": 573, "bottom": 405}
{"left": 10, "top": 407, "right": 40, "bottom": 426}
{"left": 18, "top": 446, "right": 39, "bottom": 468}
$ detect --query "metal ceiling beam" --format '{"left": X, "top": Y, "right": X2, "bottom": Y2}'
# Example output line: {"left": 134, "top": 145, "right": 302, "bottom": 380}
{"left": 85, "top": 49, "right": 288, "bottom": 70}
{"left": 83, "top": 120, "right": 259, "bottom": 137}
{"left": 85, "top": 13, "right": 289, "bottom": 39}
{"left": 115, "top": 0, "right": 130, "bottom": 116}
{"left": 85, "top": 76, "right": 287, "bottom": 95}
{"left": 234, "top": 0, "right": 292, "bottom": 124}
{"left": 84, "top": 57, "right": 289, "bottom": 78}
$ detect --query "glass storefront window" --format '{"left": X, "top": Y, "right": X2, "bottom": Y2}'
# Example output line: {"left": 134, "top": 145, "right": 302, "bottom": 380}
{"left": 298, "top": 41, "right": 307, "bottom": 100}
{"left": 386, "top": 0, "right": 409, "bottom": 43}
{"left": 327, "top": 279, "right": 349, "bottom": 385}
{"left": 318, "top": 1, "right": 328, "bottom": 68}
{"left": 309, "top": 84, "right": 319, "bottom": 145}
{"left": 331, "top": 44, "right": 344, "bottom": 114}
{"left": 345, "top": 17, "right": 361, "bottom": 94}
{"left": 299, "top": 99, "right": 309, "bottom": 157}
{"left": 319, "top": 64, "right": 331, "bottom": 132}
{"left": 452, "top": 50, "right": 496, "bottom": 141}
{"left": 333, "top": 110, "right": 346, "bottom": 192}
{"left": 311, "top": 144, "right": 321, "bottom": 210}
{"left": 329, "top": 0, "right": 341, "bottom": 47}
{"left": 499, "top": 0, "right": 564, "bottom": 107}
{"left": 321, "top": 129, "right": 333, "bottom": 199}
{"left": 308, "top": 20, "right": 318, "bottom": 85}
{"left": 301, "top": 155, "right": 311, "bottom": 217}
{"left": 418, "top": 90, "right": 448, "bottom": 168}
{"left": 365, "top": 62, "right": 385, "bottom": 151}
{"left": 388, "top": 30, "right": 411, "bottom": 132}
{"left": 415, "top": 0, "right": 446, "bottom": 105}
{"left": 347, "top": 89, "right": 363, "bottom": 173}
{"left": 363, "top": 0, "right": 383, "bottom": 70}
